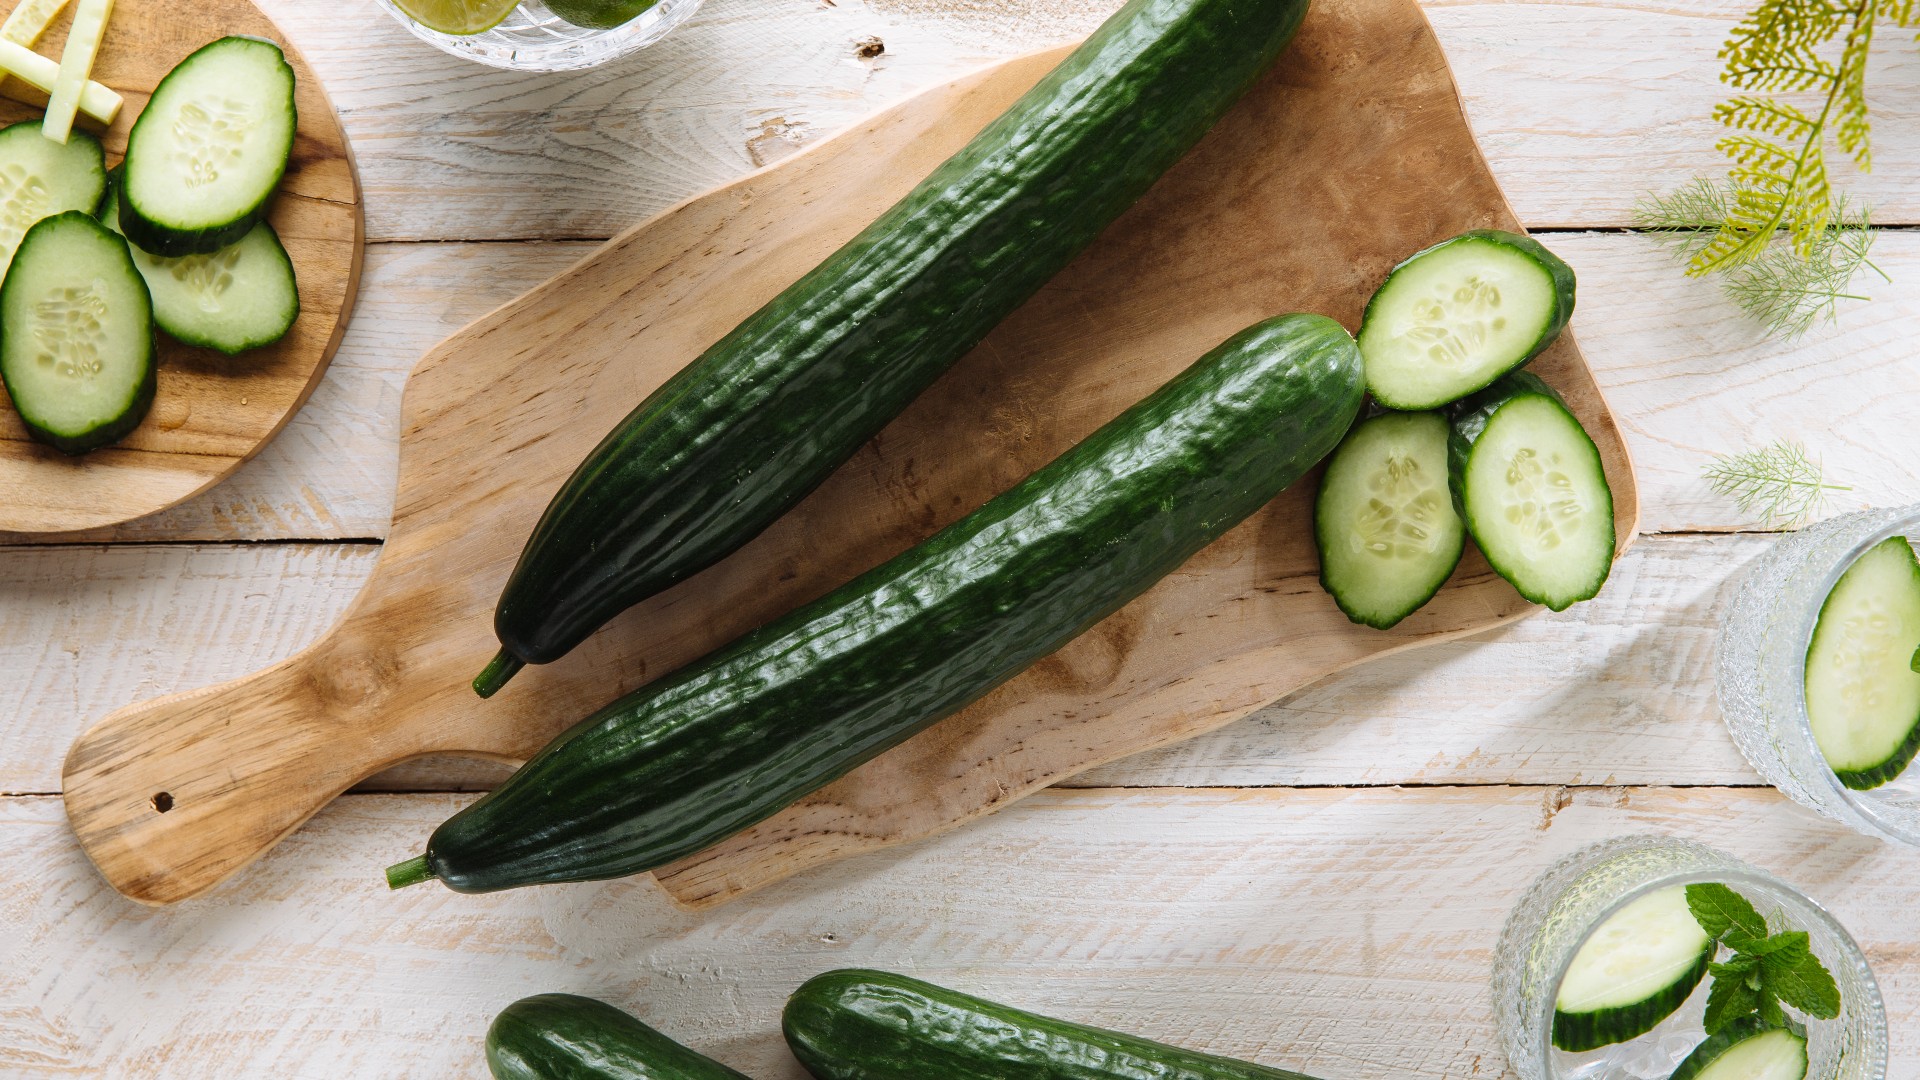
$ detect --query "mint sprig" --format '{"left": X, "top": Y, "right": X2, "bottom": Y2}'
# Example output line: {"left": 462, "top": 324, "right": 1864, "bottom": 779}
{"left": 1686, "top": 883, "right": 1842, "bottom": 1034}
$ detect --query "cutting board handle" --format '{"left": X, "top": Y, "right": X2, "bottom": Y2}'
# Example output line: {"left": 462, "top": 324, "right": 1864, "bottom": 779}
{"left": 62, "top": 640, "right": 405, "bottom": 905}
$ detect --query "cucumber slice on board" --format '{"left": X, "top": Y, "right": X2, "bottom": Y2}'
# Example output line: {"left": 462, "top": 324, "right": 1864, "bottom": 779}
{"left": 1314, "top": 409, "right": 1465, "bottom": 628}
{"left": 0, "top": 119, "right": 106, "bottom": 273}
{"left": 1805, "top": 534, "right": 1920, "bottom": 790}
{"left": 120, "top": 36, "right": 295, "bottom": 257}
{"left": 1552, "top": 884, "right": 1714, "bottom": 1053}
{"left": 1359, "top": 229, "right": 1575, "bottom": 411}
{"left": 0, "top": 211, "right": 155, "bottom": 454}
{"left": 102, "top": 178, "right": 298, "bottom": 355}
{"left": 1670, "top": 1018, "right": 1808, "bottom": 1080}
{"left": 1449, "top": 371, "right": 1614, "bottom": 611}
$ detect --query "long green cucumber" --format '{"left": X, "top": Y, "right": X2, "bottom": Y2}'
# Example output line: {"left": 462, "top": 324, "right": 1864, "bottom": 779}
{"left": 783, "top": 970, "right": 1324, "bottom": 1080}
{"left": 389, "top": 314, "right": 1362, "bottom": 893}
{"left": 471, "top": 0, "right": 1314, "bottom": 697}
{"left": 486, "top": 994, "right": 748, "bottom": 1080}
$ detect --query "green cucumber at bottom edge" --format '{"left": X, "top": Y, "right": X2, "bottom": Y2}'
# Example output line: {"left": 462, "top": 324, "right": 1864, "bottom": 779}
{"left": 783, "top": 969, "right": 1325, "bottom": 1080}
{"left": 487, "top": 993, "right": 749, "bottom": 1080}
{"left": 1448, "top": 370, "right": 1615, "bottom": 611}
{"left": 387, "top": 313, "right": 1363, "bottom": 894}
{"left": 1669, "top": 1017, "right": 1808, "bottom": 1080}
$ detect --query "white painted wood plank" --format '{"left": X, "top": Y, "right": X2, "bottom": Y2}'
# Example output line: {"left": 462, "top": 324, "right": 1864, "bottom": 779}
{"left": 2, "top": 786, "right": 1915, "bottom": 1077}
{"left": 0, "top": 532, "right": 1814, "bottom": 793}
{"left": 255, "top": 0, "right": 1920, "bottom": 242}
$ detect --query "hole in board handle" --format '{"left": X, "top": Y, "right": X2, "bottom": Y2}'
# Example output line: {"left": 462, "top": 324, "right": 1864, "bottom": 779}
{"left": 150, "top": 792, "right": 173, "bottom": 813}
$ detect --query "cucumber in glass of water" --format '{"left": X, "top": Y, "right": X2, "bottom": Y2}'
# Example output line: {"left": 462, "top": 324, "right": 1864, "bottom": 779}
{"left": 1804, "top": 534, "right": 1920, "bottom": 790}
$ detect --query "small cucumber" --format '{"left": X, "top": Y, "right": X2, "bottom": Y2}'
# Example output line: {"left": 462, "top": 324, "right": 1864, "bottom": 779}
{"left": 1359, "top": 229, "right": 1575, "bottom": 410}
{"left": 1314, "top": 409, "right": 1465, "bottom": 628}
{"left": 120, "top": 37, "right": 296, "bottom": 257}
{"left": 0, "top": 118, "right": 106, "bottom": 273}
{"left": 1552, "top": 885, "right": 1713, "bottom": 1052}
{"left": 487, "top": 993, "right": 749, "bottom": 1080}
{"left": 0, "top": 211, "right": 155, "bottom": 454}
{"left": 783, "top": 969, "right": 1324, "bottom": 1080}
{"left": 1805, "top": 534, "right": 1920, "bottom": 790}
{"left": 1670, "top": 1017, "right": 1808, "bottom": 1080}
{"left": 1449, "top": 371, "right": 1614, "bottom": 611}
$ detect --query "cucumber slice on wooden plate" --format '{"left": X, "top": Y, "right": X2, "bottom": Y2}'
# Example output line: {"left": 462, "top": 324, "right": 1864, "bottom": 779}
{"left": 102, "top": 177, "right": 298, "bottom": 354}
{"left": 1805, "top": 534, "right": 1920, "bottom": 790}
{"left": 1552, "top": 884, "right": 1714, "bottom": 1053}
{"left": 1314, "top": 409, "right": 1465, "bottom": 628}
{"left": 1450, "top": 371, "right": 1614, "bottom": 611}
{"left": 1670, "top": 1018, "right": 1808, "bottom": 1080}
{"left": 1360, "top": 229, "right": 1575, "bottom": 411}
{"left": 120, "top": 36, "right": 295, "bottom": 257}
{"left": 0, "top": 211, "right": 155, "bottom": 453}
{"left": 0, "top": 118, "right": 106, "bottom": 272}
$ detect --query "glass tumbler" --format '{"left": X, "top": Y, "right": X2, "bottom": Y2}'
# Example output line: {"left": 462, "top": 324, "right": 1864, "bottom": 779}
{"left": 1491, "top": 835, "right": 1885, "bottom": 1080}
{"left": 1718, "top": 504, "right": 1920, "bottom": 844}
{"left": 376, "top": 0, "right": 707, "bottom": 71}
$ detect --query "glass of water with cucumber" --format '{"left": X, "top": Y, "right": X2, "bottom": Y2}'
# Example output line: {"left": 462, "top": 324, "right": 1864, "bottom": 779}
{"left": 379, "top": 0, "right": 705, "bottom": 70}
{"left": 1493, "top": 835, "right": 1884, "bottom": 1080}
{"left": 1718, "top": 505, "right": 1920, "bottom": 843}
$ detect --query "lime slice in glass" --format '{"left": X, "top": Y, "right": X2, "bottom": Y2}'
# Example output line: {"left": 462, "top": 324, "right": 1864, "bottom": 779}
{"left": 545, "top": 0, "right": 659, "bottom": 29}
{"left": 392, "top": 0, "right": 521, "bottom": 35}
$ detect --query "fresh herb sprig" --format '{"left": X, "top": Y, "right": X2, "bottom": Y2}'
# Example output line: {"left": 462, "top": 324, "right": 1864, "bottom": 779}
{"left": 1703, "top": 440, "right": 1849, "bottom": 528}
{"left": 1686, "top": 882, "right": 1841, "bottom": 1034}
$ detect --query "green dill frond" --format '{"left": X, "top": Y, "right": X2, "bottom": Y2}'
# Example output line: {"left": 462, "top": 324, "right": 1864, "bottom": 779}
{"left": 1703, "top": 441, "right": 1851, "bottom": 528}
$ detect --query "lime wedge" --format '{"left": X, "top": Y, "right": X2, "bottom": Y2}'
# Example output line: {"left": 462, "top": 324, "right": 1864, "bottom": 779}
{"left": 392, "top": 0, "right": 520, "bottom": 35}
{"left": 546, "top": 0, "right": 658, "bottom": 29}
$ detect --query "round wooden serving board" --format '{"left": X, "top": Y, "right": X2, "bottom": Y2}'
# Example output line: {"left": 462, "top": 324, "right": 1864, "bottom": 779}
{"left": 0, "top": 0, "right": 362, "bottom": 535}
{"left": 64, "top": 0, "right": 1637, "bottom": 907}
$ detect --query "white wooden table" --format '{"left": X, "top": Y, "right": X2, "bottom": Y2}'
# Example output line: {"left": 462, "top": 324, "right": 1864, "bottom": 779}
{"left": 4, "top": 0, "right": 1919, "bottom": 1074}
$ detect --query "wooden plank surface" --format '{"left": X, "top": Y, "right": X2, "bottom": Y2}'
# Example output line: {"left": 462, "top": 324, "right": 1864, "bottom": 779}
{"left": 2, "top": 787, "right": 1915, "bottom": 1077}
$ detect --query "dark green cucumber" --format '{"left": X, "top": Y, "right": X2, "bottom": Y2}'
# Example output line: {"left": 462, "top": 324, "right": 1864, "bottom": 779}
{"left": 1669, "top": 1017, "right": 1807, "bottom": 1080}
{"left": 783, "top": 970, "right": 1323, "bottom": 1080}
{"left": 472, "top": 0, "right": 1313, "bottom": 697}
{"left": 486, "top": 993, "right": 748, "bottom": 1080}
{"left": 389, "top": 314, "right": 1361, "bottom": 893}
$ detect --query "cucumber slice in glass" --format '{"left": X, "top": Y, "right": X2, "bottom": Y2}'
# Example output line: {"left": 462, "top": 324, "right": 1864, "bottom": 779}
{"left": 0, "top": 118, "right": 106, "bottom": 274}
{"left": 0, "top": 211, "right": 155, "bottom": 454}
{"left": 1450, "top": 371, "right": 1615, "bottom": 611}
{"left": 1360, "top": 229, "right": 1575, "bottom": 411}
{"left": 1670, "top": 1018, "right": 1808, "bottom": 1080}
{"left": 121, "top": 37, "right": 295, "bottom": 257}
{"left": 102, "top": 179, "right": 298, "bottom": 355}
{"left": 1552, "top": 884, "right": 1713, "bottom": 1052}
{"left": 1805, "top": 534, "right": 1920, "bottom": 790}
{"left": 1314, "top": 409, "right": 1465, "bottom": 628}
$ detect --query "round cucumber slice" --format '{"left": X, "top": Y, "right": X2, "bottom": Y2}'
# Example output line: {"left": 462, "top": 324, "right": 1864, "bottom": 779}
{"left": 1670, "top": 1018, "right": 1808, "bottom": 1080}
{"left": 0, "top": 119, "right": 106, "bottom": 275}
{"left": 1805, "top": 534, "right": 1920, "bottom": 790}
{"left": 1314, "top": 409, "right": 1465, "bottom": 629}
{"left": 1359, "top": 229, "right": 1575, "bottom": 411}
{"left": 1552, "top": 884, "right": 1713, "bottom": 1052}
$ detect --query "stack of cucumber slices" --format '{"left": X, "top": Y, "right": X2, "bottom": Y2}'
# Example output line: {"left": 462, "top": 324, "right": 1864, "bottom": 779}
{"left": 1805, "top": 534, "right": 1920, "bottom": 790}
{"left": 1316, "top": 229, "right": 1615, "bottom": 627}
{"left": 0, "top": 35, "right": 300, "bottom": 455}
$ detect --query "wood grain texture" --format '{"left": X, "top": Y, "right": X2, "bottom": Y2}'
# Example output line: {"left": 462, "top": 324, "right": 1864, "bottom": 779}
{"left": 0, "top": 0, "right": 362, "bottom": 534}
{"left": 3, "top": 787, "right": 1917, "bottom": 1077}
{"left": 59, "top": 0, "right": 1638, "bottom": 906}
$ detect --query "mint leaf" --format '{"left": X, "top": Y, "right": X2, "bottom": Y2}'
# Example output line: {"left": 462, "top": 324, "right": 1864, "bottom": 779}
{"left": 1767, "top": 947, "right": 1842, "bottom": 1019}
{"left": 1711, "top": 954, "right": 1760, "bottom": 979}
{"left": 1688, "top": 882, "right": 1768, "bottom": 942}
{"left": 1705, "top": 971, "right": 1760, "bottom": 1035}
{"left": 1747, "top": 930, "right": 1811, "bottom": 961}
{"left": 1758, "top": 991, "right": 1787, "bottom": 1028}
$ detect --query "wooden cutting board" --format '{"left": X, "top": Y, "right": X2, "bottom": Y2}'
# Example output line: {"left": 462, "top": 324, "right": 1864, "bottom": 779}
{"left": 63, "top": 0, "right": 1639, "bottom": 907}
{"left": 0, "top": 0, "right": 362, "bottom": 535}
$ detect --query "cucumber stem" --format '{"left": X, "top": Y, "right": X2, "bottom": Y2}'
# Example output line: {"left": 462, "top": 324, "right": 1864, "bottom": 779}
{"left": 385, "top": 855, "right": 434, "bottom": 890}
{"left": 472, "top": 649, "right": 525, "bottom": 699}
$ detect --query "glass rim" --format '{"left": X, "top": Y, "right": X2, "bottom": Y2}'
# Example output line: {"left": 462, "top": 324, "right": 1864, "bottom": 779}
{"left": 1784, "top": 505, "right": 1920, "bottom": 845}
{"left": 1530, "top": 860, "right": 1883, "bottom": 1079}
{"left": 375, "top": 0, "right": 705, "bottom": 72}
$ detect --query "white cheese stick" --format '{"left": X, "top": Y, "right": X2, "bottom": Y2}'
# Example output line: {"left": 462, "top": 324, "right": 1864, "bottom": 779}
{"left": 0, "top": 36, "right": 117, "bottom": 125}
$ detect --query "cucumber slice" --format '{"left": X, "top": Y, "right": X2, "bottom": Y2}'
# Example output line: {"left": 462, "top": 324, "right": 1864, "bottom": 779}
{"left": 0, "top": 119, "right": 106, "bottom": 274}
{"left": 120, "top": 37, "right": 295, "bottom": 257}
{"left": 1670, "top": 1018, "right": 1808, "bottom": 1080}
{"left": 1805, "top": 534, "right": 1920, "bottom": 790}
{"left": 1552, "top": 885, "right": 1714, "bottom": 1052}
{"left": 102, "top": 179, "right": 298, "bottom": 355}
{"left": 0, "top": 211, "right": 155, "bottom": 454}
{"left": 1314, "top": 409, "right": 1465, "bottom": 628}
{"left": 1360, "top": 230, "right": 1575, "bottom": 411}
{"left": 1449, "top": 372, "right": 1614, "bottom": 611}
